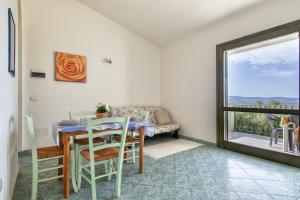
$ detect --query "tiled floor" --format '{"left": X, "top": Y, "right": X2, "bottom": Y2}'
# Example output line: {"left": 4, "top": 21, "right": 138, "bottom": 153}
{"left": 13, "top": 135, "right": 300, "bottom": 200}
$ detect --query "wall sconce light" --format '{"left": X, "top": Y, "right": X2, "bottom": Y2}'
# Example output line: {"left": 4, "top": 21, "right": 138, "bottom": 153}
{"left": 103, "top": 58, "right": 112, "bottom": 64}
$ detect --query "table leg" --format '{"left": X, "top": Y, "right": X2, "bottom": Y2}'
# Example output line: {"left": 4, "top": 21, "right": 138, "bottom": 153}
{"left": 58, "top": 134, "right": 63, "bottom": 177}
{"left": 63, "top": 135, "right": 70, "bottom": 199}
{"left": 139, "top": 127, "right": 145, "bottom": 174}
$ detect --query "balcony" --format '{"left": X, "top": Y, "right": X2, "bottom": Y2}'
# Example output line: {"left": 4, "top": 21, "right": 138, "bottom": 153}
{"left": 226, "top": 112, "right": 300, "bottom": 156}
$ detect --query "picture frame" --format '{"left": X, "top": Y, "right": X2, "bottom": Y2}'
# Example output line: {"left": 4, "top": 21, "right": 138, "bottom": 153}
{"left": 8, "top": 8, "right": 16, "bottom": 77}
{"left": 55, "top": 52, "right": 87, "bottom": 83}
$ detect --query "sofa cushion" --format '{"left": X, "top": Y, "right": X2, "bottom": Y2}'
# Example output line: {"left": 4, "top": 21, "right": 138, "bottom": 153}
{"left": 111, "top": 106, "right": 163, "bottom": 124}
{"left": 154, "top": 110, "right": 172, "bottom": 125}
{"left": 154, "top": 123, "right": 180, "bottom": 134}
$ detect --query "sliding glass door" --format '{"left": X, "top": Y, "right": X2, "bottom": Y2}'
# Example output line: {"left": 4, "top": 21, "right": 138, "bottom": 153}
{"left": 217, "top": 20, "right": 300, "bottom": 167}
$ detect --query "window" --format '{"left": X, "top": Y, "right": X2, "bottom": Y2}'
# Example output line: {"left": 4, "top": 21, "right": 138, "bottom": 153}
{"left": 226, "top": 33, "right": 299, "bottom": 110}
{"left": 217, "top": 20, "right": 300, "bottom": 167}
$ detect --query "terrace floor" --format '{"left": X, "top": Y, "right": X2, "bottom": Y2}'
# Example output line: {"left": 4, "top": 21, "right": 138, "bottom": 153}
{"left": 229, "top": 132, "right": 300, "bottom": 156}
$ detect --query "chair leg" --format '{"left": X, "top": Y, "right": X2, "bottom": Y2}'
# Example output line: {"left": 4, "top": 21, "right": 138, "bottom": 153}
{"left": 71, "top": 150, "right": 78, "bottom": 193}
{"left": 77, "top": 156, "right": 82, "bottom": 189}
{"left": 108, "top": 159, "right": 113, "bottom": 181}
{"left": 103, "top": 140, "right": 109, "bottom": 176}
{"left": 104, "top": 160, "right": 108, "bottom": 173}
{"left": 90, "top": 162, "right": 97, "bottom": 200}
{"left": 275, "top": 132, "right": 279, "bottom": 144}
{"left": 115, "top": 162, "right": 122, "bottom": 197}
{"left": 132, "top": 144, "right": 136, "bottom": 164}
{"left": 270, "top": 130, "right": 274, "bottom": 146}
{"left": 124, "top": 146, "right": 128, "bottom": 163}
{"left": 31, "top": 167, "right": 38, "bottom": 200}
{"left": 293, "top": 140, "right": 296, "bottom": 153}
{"left": 292, "top": 133, "right": 297, "bottom": 153}
{"left": 75, "top": 144, "right": 80, "bottom": 182}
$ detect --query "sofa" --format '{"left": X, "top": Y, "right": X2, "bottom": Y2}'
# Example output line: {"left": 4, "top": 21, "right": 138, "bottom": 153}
{"left": 110, "top": 106, "right": 180, "bottom": 138}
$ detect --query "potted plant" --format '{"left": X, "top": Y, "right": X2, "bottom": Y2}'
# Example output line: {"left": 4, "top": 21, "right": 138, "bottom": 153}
{"left": 96, "top": 103, "right": 110, "bottom": 118}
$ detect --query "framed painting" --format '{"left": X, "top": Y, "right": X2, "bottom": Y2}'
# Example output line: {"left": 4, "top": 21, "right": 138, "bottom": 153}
{"left": 55, "top": 52, "right": 87, "bottom": 83}
{"left": 8, "top": 8, "right": 16, "bottom": 77}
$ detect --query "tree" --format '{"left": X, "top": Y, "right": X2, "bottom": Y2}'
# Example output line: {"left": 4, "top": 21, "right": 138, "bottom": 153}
{"left": 268, "top": 100, "right": 282, "bottom": 108}
{"left": 255, "top": 100, "right": 263, "bottom": 108}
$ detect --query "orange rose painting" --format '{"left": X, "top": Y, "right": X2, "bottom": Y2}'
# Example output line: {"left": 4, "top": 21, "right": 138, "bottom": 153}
{"left": 55, "top": 52, "right": 87, "bottom": 83}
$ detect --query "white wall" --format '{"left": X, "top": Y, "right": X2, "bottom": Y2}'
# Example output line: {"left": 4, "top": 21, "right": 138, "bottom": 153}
{"left": 22, "top": 0, "right": 161, "bottom": 149}
{"left": 0, "top": 0, "right": 19, "bottom": 199}
{"left": 161, "top": 0, "right": 300, "bottom": 143}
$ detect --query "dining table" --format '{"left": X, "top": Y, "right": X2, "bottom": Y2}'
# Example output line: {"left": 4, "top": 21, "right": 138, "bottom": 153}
{"left": 52, "top": 119, "right": 154, "bottom": 199}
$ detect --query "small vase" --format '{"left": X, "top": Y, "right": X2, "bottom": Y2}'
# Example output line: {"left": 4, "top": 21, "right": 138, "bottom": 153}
{"left": 96, "top": 112, "right": 109, "bottom": 119}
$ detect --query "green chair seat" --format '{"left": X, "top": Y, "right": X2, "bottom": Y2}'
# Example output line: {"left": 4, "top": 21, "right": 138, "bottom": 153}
{"left": 80, "top": 147, "right": 119, "bottom": 161}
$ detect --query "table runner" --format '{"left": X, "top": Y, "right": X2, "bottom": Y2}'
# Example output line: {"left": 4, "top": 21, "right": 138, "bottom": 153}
{"left": 52, "top": 119, "right": 154, "bottom": 144}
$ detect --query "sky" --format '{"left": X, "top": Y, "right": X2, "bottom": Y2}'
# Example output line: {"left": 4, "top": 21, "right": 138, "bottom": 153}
{"left": 228, "top": 39, "right": 299, "bottom": 98}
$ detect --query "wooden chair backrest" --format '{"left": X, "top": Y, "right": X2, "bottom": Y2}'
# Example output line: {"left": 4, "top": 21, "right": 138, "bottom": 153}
{"left": 86, "top": 117, "right": 130, "bottom": 164}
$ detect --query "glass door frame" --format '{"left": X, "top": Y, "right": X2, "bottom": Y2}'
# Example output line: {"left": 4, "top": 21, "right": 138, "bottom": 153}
{"left": 216, "top": 20, "right": 300, "bottom": 168}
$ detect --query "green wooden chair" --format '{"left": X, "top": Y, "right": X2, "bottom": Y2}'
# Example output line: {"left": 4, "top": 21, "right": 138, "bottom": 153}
{"left": 115, "top": 110, "right": 149, "bottom": 164}
{"left": 25, "top": 115, "right": 77, "bottom": 199}
{"left": 76, "top": 117, "right": 130, "bottom": 199}
{"left": 69, "top": 111, "right": 107, "bottom": 182}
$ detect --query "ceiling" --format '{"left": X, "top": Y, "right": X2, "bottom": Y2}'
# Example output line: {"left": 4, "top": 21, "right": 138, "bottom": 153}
{"left": 78, "top": 0, "right": 266, "bottom": 46}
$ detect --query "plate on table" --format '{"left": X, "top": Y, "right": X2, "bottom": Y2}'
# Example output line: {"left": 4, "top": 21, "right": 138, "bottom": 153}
{"left": 58, "top": 120, "right": 79, "bottom": 126}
